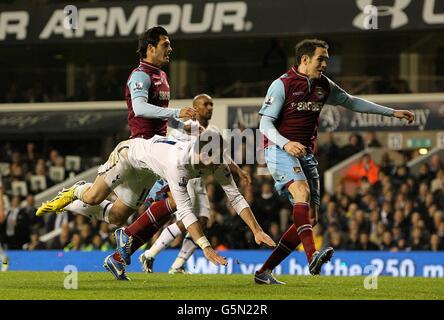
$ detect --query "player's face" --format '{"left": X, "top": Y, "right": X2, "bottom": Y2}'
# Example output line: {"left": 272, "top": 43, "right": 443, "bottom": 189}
{"left": 306, "top": 47, "right": 329, "bottom": 79}
{"left": 148, "top": 35, "right": 172, "bottom": 66}
{"left": 195, "top": 97, "right": 214, "bottom": 121}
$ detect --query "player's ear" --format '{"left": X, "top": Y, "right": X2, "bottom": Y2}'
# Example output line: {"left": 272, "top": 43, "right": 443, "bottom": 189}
{"left": 301, "top": 54, "right": 310, "bottom": 65}
{"left": 147, "top": 43, "right": 156, "bottom": 54}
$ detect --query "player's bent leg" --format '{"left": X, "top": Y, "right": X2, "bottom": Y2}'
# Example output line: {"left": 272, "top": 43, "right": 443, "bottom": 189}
{"left": 288, "top": 180, "right": 318, "bottom": 263}
{"left": 118, "top": 198, "right": 175, "bottom": 265}
{"left": 64, "top": 199, "right": 113, "bottom": 222}
{"left": 255, "top": 146, "right": 308, "bottom": 281}
{"left": 81, "top": 175, "right": 113, "bottom": 206}
{"left": 103, "top": 254, "right": 130, "bottom": 281}
{"left": 36, "top": 180, "right": 89, "bottom": 216}
{"left": 108, "top": 199, "right": 135, "bottom": 226}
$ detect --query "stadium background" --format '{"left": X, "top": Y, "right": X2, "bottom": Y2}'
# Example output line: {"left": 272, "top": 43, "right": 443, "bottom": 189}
{"left": 0, "top": 0, "right": 443, "bottom": 277}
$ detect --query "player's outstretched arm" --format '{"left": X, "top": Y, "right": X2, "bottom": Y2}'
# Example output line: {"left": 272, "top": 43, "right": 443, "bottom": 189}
{"left": 327, "top": 78, "right": 415, "bottom": 124}
{"left": 239, "top": 207, "right": 276, "bottom": 248}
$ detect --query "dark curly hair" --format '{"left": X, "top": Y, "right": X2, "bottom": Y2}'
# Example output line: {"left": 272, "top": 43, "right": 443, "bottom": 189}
{"left": 137, "top": 26, "right": 169, "bottom": 59}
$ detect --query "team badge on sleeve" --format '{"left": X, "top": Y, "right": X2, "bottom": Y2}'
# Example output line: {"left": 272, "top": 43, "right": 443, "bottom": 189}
{"left": 264, "top": 96, "right": 274, "bottom": 105}
{"left": 178, "top": 176, "right": 189, "bottom": 188}
{"left": 134, "top": 81, "right": 144, "bottom": 90}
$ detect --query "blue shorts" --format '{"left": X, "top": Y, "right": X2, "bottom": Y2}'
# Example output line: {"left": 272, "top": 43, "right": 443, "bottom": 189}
{"left": 144, "top": 178, "right": 170, "bottom": 207}
{"left": 264, "top": 145, "right": 320, "bottom": 206}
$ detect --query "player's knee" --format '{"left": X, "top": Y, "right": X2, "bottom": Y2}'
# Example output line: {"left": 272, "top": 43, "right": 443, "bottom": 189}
{"left": 288, "top": 181, "right": 310, "bottom": 202}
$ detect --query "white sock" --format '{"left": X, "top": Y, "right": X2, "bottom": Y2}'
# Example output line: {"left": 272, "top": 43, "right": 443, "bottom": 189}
{"left": 103, "top": 201, "right": 113, "bottom": 223}
{"left": 0, "top": 245, "right": 7, "bottom": 262}
{"left": 74, "top": 182, "right": 92, "bottom": 201}
{"left": 65, "top": 199, "right": 112, "bottom": 222}
{"left": 144, "top": 223, "right": 182, "bottom": 259}
{"left": 171, "top": 235, "right": 198, "bottom": 269}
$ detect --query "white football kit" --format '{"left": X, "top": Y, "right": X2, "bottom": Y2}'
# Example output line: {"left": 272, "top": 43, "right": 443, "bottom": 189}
{"left": 98, "top": 135, "right": 248, "bottom": 228}
{"left": 167, "top": 120, "right": 219, "bottom": 219}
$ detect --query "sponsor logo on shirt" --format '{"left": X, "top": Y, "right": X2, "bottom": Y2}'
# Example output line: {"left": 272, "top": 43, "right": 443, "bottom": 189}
{"left": 292, "top": 91, "right": 304, "bottom": 96}
{"left": 291, "top": 101, "right": 324, "bottom": 112}
{"left": 178, "top": 176, "right": 188, "bottom": 188}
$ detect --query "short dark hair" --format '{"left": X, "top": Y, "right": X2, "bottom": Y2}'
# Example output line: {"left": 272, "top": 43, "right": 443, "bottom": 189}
{"left": 137, "top": 26, "right": 169, "bottom": 59}
{"left": 295, "top": 39, "right": 329, "bottom": 65}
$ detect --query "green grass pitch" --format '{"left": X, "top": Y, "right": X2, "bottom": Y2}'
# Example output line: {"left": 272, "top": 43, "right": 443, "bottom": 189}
{"left": 0, "top": 272, "right": 443, "bottom": 300}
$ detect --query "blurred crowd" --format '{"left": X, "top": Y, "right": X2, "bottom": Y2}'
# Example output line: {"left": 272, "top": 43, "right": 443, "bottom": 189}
{"left": 0, "top": 72, "right": 411, "bottom": 104}
{"left": 0, "top": 135, "right": 443, "bottom": 253}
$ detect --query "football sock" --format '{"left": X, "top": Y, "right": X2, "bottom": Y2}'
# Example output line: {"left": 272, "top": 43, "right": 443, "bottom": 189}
{"left": 74, "top": 182, "right": 92, "bottom": 201}
{"left": 124, "top": 198, "right": 174, "bottom": 237}
{"left": 144, "top": 222, "right": 182, "bottom": 259}
{"left": 64, "top": 199, "right": 112, "bottom": 222}
{"left": 257, "top": 224, "right": 300, "bottom": 274}
{"left": 293, "top": 202, "right": 316, "bottom": 262}
{"left": 171, "top": 234, "right": 198, "bottom": 269}
{"left": 103, "top": 202, "right": 113, "bottom": 223}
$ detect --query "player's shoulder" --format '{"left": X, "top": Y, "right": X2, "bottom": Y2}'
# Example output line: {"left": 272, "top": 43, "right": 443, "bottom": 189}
{"left": 127, "top": 69, "right": 151, "bottom": 88}
{"left": 129, "top": 69, "right": 150, "bottom": 80}
{"left": 267, "top": 78, "right": 286, "bottom": 92}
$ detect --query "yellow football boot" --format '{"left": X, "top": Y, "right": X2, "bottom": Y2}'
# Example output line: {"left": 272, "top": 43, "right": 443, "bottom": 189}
{"left": 36, "top": 181, "right": 85, "bottom": 216}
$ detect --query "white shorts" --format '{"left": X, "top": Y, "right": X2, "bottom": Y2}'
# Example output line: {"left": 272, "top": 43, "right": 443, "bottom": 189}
{"left": 98, "top": 140, "right": 157, "bottom": 210}
{"left": 186, "top": 178, "right": 210, "bottom": 219}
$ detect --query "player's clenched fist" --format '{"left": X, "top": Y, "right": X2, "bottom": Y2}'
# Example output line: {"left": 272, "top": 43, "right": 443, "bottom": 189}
{"left": 203, "top": 247, "right": 228, "bottom": 266}
{"left": 393, "top": 110, "right": 415, "bottom": 124}
{"left": 283, "top": 141, "right": 306, "bottom": 158}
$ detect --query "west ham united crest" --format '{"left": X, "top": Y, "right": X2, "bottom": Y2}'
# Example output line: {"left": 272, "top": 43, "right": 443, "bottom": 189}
{"left": 315, "top": 87, "right": 325, "bottom": 100}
